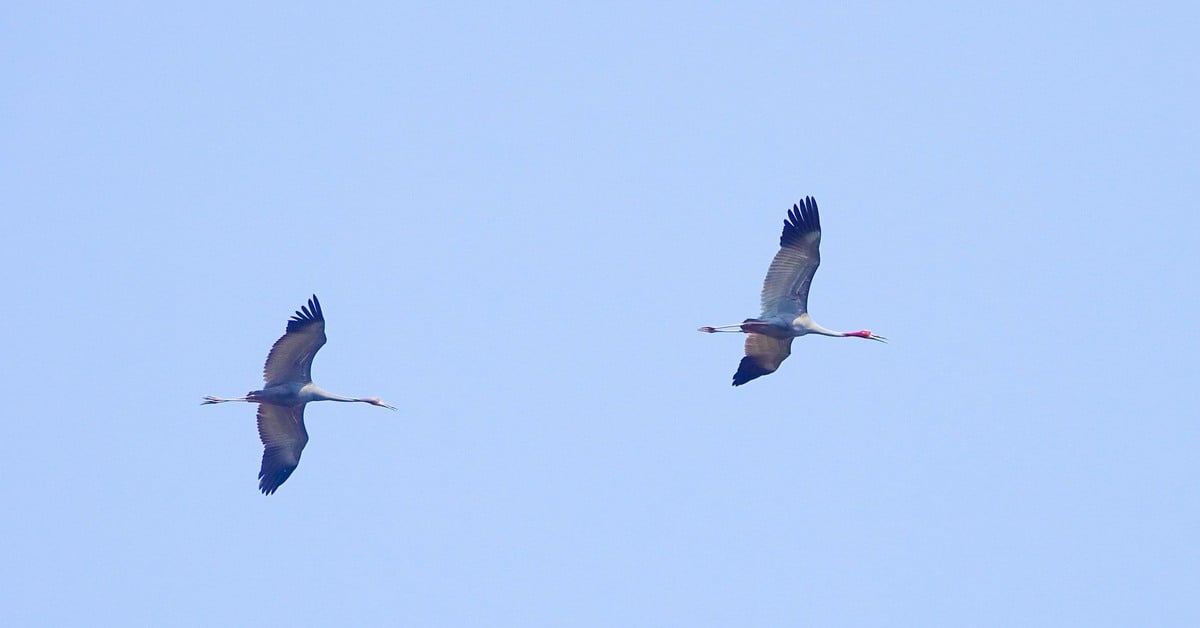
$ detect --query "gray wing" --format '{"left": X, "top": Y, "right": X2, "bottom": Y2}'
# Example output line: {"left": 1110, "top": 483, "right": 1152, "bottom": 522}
{"left": 257, "top": 403, "right": 309, "bottom": 495}
{"left": 732, "top": 334, "right": 794, "bottom": 386}
{"left": 760, "top": 197, "right": 822, "bottom": 318}
{"left": 263, "top": 295, "right": 327, "bottom": 387}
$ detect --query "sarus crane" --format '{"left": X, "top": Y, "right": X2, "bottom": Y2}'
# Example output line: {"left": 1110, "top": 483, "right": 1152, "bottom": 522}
{"left": 203, "top": 295, "right": 396, "bottom": 494}
{"left": 699, "top": 196, "right": 886, "bottom": 386}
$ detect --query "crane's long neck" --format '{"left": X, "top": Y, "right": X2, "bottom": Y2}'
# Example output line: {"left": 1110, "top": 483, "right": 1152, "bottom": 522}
{"left": 307, "top": 386, "right": 369, "bottom": 404}
{"left": 797, "top": 317, "right": 879, "bottom": 341}
{"left": 794, "top": 315, "right": 846, "bottom": 338}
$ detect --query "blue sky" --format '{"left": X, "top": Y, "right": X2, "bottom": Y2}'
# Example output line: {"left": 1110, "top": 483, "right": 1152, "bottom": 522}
{"left": 3, "top": 2, "right": 1197, "bottom": 626}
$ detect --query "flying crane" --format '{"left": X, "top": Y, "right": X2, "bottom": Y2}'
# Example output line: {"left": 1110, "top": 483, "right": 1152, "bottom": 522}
{"left": 203, "top": 295, "right": 396, "bottom": 494}
{"left": 700, "top": 197, "right": 886, "bottom": 385}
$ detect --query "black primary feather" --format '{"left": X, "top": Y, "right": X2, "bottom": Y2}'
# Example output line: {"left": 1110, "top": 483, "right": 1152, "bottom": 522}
{"left": 258, "top": 454, "right": 297, "bottom": 495}
{"left": 732, "top": 356, "right": 774, "bottom": 386}
{"left": 287, "top": 294, "right": 324, "bottom": 332}
{"left": 779, "top": 196, "right": 821, "bottom": 248}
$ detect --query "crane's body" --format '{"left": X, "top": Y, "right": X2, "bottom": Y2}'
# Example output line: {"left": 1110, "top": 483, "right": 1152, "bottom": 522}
{"left": 208, "top": 382, "right": 371, "bottom": 406}
{"left": 203, "top": 295, "right": 395, "bottom": 494}
{"left": 699, "top": 196, "right": 885, "bottom": 386}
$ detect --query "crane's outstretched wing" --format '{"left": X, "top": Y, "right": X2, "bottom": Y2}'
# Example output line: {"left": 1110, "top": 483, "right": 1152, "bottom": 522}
{"left": 263, "top": 295, "right": 327, "bottom": 387}
{"left": 760, "top": 197, "right": 822, "bottom": 318}
{"left": 732, "top": 333, "right": 793, "bottom": 386}
{"left": 257, "top": 403, "right": 309, "bottom": 495}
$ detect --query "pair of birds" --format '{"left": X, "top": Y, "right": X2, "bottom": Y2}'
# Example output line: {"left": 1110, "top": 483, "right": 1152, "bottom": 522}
{"left": 204, "top": 196, "right": 884, "bottom": 494}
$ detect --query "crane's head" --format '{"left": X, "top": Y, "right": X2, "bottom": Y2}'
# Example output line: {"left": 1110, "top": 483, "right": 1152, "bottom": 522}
{"left": 367, "top": 397, "right": 398, "bottom": 410}
{"left": 846, "top": 330, "right": 887, "bottom": 343}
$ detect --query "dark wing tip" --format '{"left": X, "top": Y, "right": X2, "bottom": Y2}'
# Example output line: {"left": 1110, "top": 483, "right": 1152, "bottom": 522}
{"left": 779, "top": 196, "right": 821, "bottom": 248}
{"left": 258, "top": 458, "right": 297, "bottom": 495}
{"left": 286, "top": 294, "right": 324, "bottom": 332}
{"left": 732, "top": 355, "right": 775, "bottom": 386}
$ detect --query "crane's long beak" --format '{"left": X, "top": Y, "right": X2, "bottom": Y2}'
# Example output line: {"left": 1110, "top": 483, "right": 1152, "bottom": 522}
{"left": 382, "top": 402, "right": 398, "bottom": 411}
{"left": 868, "top": 333, "right": 888, "bottom": 343}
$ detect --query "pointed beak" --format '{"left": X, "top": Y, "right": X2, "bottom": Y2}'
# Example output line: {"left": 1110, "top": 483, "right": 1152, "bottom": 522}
{"left": 380, "top": 401, "right": 398, "bottom": 411}
{"left": 869, "top": 334, "right": 888, "bottom": 343}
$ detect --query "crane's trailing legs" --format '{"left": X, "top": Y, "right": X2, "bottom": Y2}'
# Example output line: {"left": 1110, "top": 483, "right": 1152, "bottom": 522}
{"left": 698, "top": 323, "right": 746, "bottom": 333}
{"left": 202, "top": 395, "right": 248, "bottom": 404}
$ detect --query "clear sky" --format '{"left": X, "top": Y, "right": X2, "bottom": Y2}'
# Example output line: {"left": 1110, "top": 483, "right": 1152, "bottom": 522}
{"left": 3, "top": 2, "right": 1197, "bottom": 626}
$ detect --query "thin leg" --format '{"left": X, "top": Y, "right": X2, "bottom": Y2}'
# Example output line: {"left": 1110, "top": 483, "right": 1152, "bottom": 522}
{"left": 698, "top": 323, "right": 745, "bottom": 333}
{"left": 202, "top": 395, "right": 250, "bottom": 404}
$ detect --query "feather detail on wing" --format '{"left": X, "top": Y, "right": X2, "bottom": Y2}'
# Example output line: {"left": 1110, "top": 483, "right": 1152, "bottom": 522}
{"left": 732, "top": 333, "right": 794, "bottom": 386}
{"left": 263, "top": 295, "right": 327, "bottom": 387}
{"left": 257, "top": 403, "right": 309, "bottom": 495}
{"left": 760, "top": 197, "right": 822, "bottom": 318}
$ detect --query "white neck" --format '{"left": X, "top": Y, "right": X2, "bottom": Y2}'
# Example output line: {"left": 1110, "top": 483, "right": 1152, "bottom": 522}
{"left": 307, "top": 386, "right": 365, "bottom": 403}
{"left": 793, "top": 314, "right": 845, "bottom": 337}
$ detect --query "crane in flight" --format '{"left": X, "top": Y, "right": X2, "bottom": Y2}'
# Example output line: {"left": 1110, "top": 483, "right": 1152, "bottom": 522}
{"left": 203, "top": 295, "right": 396, "bottom": 494}
{"left": 699, "top": 196, "right": 886, "bottom": 386}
